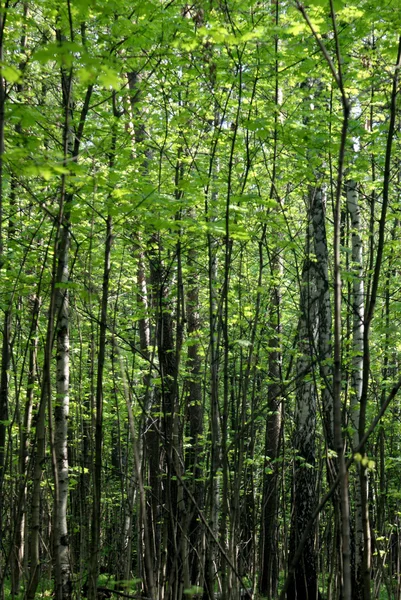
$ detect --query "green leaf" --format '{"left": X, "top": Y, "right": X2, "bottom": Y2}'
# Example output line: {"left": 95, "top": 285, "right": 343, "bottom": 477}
{"left": 1, "top": 63, "right": 22, "bottom": 83}
{"left": 98, "top": 66, "right": 121, "bottom": 90}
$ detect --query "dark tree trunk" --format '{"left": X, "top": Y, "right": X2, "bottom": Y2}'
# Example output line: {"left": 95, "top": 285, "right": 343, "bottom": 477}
{"left": 186, "top": 244, "right": 205, "bottom": 587}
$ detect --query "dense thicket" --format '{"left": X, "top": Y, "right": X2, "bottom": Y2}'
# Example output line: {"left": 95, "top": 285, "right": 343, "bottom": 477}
{"left": 1, "top": 1, "right": 401, "bottom": 599}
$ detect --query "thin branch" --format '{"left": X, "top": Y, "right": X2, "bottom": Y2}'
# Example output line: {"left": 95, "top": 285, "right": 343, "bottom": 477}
{"left": 295, "top": 1, "right": 342, "bottom": 90}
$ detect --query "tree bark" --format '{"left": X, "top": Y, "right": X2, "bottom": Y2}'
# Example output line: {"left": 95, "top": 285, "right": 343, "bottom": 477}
{"left": 186, "top": 244, "right": 205, "bottom": 589}
{"left": 287, "top": 201, "right": 320, "bottom": 600}
{"left": 260, "top": 237, "right": 282, "bottom": 599}
{"left": 53, "top": 214, "right": 72, "bottom": 600}
{"left": 0, "top": 8, "right": 9, "bottom": 581}
{"left": 87, "top": 212, "right": 112, "bottom": 599}
{"left": 346, "top": 180, "right": 365, "bottom": 599}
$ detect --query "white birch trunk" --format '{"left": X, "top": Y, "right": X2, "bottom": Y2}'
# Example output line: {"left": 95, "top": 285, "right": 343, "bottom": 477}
{"left": 54, "top": 223, "right": 71, "bottom": 600}
{"left": 311, "top": 186, "right": 334, "bottom": 450}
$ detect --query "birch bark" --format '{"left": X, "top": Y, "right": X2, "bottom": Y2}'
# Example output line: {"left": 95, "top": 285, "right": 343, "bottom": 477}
{"left": 53, "top": 37, "right": 74, "bottom": 597}
{"left": 53, "top": 26, "right": 92, "bottom": 597}
{"left": 53, "top": 212, "right": 71, "bottom": 600}
{"left": 311, "top": 187, "right": 334, "bottom": 451}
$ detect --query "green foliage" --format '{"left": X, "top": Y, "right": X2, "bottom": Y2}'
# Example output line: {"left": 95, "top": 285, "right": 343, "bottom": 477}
{"left": 1, "top": 0, "right": 401, "bottom": 597}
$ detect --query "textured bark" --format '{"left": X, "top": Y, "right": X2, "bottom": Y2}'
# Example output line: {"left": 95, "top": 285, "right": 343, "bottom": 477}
{"left": 11, "top": 294, "right": 39, "bottom": 595}
{"left": 26, "top": 249, "right": 59, "bottom": 600}
{"left": 53, "top": 29, "right": 92, "bottom": 597}
{"left": 346, "top": 180, "right": 365, "bottom": 600}
{"left": 53, "top": 219, "right": 72, "bottom": 600}
{"left": 310, "top": 187, "right": 334, "bottom": 452}
{"left": 359, "top": 38, "right": 401, "bottom": 600}
{"left": 260, "top": 242, "right": 282, "bottom": 600}
{"left": 186, "top": 244, "right": 205, "bottom": 588}
{"left": 119, "top": 241, "right": 149, "bottom": 588}
{"left": 52, "top": 28, "right": 74, "bottom": 597}
{"left": 144, "top": 389, "right": 162, "bottom": 594}
{"left": 9, "top": 9, "right": 31, "bottom": 593}
{"left": 259, "top": 4, "right": 282, "bottom": 592}
{"left": 148, "top": 239, "right": 183, "bottom": 600}
{"left": 87, "top": 214, "right": 112, "bottom": 600}
{"left": 287, "top": 208, "right": 320, "bottom": 600}
{"left": 204, "top": 221, "right": 221, "bottom": 600}
{"left": 26, "top": 55, "right": 81, "bottom": 598}
{"left": 52, "top": 99, "right": 74, "bottom": 600}
{"left": 127, "top": 71, "right": 162, "bottom": 596}
{"left": 203, "top": 28, "right": 220, "bottom": 599}
{"left": 25, "top": 384, "right": 48, "bottom": 600}
{"left": 0, "top": 8, "right": 8, "bottom": 579}
{"left": 157, "top": 263, "right": 181, "bottom": 600}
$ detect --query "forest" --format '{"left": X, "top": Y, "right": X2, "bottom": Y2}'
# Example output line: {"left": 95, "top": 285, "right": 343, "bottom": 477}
{"left": 0, "top": 0, "right": 400, "bottom": 599}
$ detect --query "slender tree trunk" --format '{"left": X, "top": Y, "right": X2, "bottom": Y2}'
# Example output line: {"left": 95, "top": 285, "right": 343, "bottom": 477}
{"left": 119, "top": 238, "right": 148, "bottom": 588}
{"left": 310, "top": 187, "right": 334, "bottom": 451}
{"left": 260, "top": 259, "right": 282, "bottom": 599}
{"left": 311, "top": 184, "right": 344, "bottom": 596}
{"left": 127, "top": 69, "right": 161, "bottom": 595}
{"left": 204, "top": 221, "right": 220, "bottom": 600}
{"left": 150, "top": 238, "right": 182, "bottom": 600}
{"left": 78, "top": 217, "right": 96, "bottom": 583}
{"left": 53, "top": 211, "right": 72, "bottom": 600}
{"left": 114, "top": 337, "right": 156, "bottom": 600}
{"left": 52, "top": 82, "right": 74, "bottom": 600}
{"left": 87, "top": 90, "right": 118, "bottom": 599}
{"left": 87, "top": 212, "right": 112, "bottom": 599}
{"left": 52, "top": 22, "right": 80, "bottom": 594}
{"left": 203, "top": 28, "right": 221, "bottom": 599}
{"left": 11, "top": 294, "right": 40, "bottom": 595}
{"left": 0, "top": 9, "right": 9, "bottom": 585}
{"left": 26, "top": 216, "right": 64, "bottom": 600}
{"left": 358, "top": 35, "right": 401, "bottom": 600}
{"left": 287, "top": 202, "right": 320, "bottom": 600}
{"left": 25, "top": 56, "right": 87, "bottom": 596}
{"left": 259, "top": 3, "right": 282, "bottom": 592}
{"left": 346, "top": 180, "right": 364, "bottom": 600}
{"left": 25, "top": 372, "right": 48, "bottom": 600}
{"left": 9, "top": 7, "right": 31, "bottom": 593}
{"left": 53, "top": 23, "right": 92, "bottom": 595}
{"left": 186, "top": 243, "right": 204, "bottom": 589}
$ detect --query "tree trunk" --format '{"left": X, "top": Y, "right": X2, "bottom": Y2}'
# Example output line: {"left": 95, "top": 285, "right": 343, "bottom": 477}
{"left": 53, "top": 214, "right": 72, "bottom": 600}
{"left": 9, "top": 7, "right": 31, "bottom": 593}
{"left": 287, "top": 196, "right": 320, "bottom": 600}
{"left": 259, "top": 1, "right": 282, "bottom": 583}
{"left": 88, "top": 212, "right": 112, "bottom": 599}
{"left": 186, "top": 243, "right": 205, "bottom": 589}
{"left": 26, "top": 240, "right": 60, "bottom": 600}
{"left": 11, "top": 294, "right": 40, "bottom": 595}
{"left": 52, "top": 55, "right": 74, "bottom": 599}
{"left": 260, "top": 238, "right": 282, "bottom": 599}
{"left": 0, "top": 9, "right": 8, "bottom": 585}
{"left": 204, "top": 223, "right": 221, "bottom": 600}
{"left": 346, "top": 180, "right": 365, "bottom": 599}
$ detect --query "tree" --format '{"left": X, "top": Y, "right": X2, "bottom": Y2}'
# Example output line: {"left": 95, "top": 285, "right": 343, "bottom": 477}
{"left": 0, "top": 1, "right": 401, "bottom": 599}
